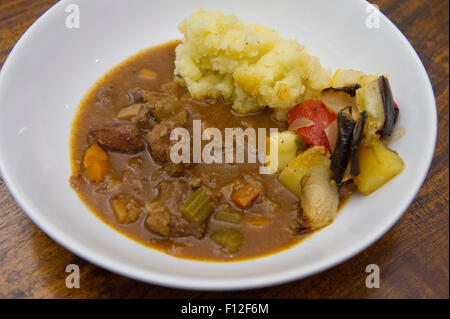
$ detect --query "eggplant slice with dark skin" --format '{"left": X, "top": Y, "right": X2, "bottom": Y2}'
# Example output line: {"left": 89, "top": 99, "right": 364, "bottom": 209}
{"left": 350, "top": 111, "right": 368, "bottom": 176}
{"left": 393, "top": 103, "right": 400, "bottom": 125}
{"left": 379, "top": 75, "right": 396, "bottom": 137}
{"left": 330, "top": 76, "right": 397, "bottom": 184}
{"left": 322, "top": 84, "right": 361, "bottom": 97}
{"left": 331, "top": 107, "right": 356, "bottom": 187}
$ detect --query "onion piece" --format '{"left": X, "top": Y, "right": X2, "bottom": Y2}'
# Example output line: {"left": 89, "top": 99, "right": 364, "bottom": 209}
{"left": 324, "top": 120, "right": 338, "bottom": 152}
{"left": 288, "top": 118, "right": 315, "bottom": 131}
{"left": 320, "top": 89, "right": 357, "bottom": 114}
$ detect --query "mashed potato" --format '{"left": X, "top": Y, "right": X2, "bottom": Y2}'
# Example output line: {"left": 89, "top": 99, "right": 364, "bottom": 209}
{"left": 174, "top": 8, "right": 332, "bottom": 116}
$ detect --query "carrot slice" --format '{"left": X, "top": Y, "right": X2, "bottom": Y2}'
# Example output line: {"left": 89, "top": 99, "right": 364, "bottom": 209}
{"left": 231, "top": 184, "right": 261, "bottom": 209}
{"left": 83, "top": 143, "right": 109, "bottom": 184}
{"left": 139, "top": 69, "right": 158, "bottom": 80}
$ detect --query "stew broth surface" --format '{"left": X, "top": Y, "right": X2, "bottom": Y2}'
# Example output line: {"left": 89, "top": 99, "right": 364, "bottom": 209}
{"left": 70, "top": 41, "right": 311, "bottom": 261}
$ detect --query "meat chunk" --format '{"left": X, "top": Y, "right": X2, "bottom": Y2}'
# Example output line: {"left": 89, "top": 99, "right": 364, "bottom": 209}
{"left": 88, "top": 122, "right": 144, "bottom": 154}
{"left": 95, "top": 157, "right": 148, "bottom": 198}
{"left": 145, "top": 180, "right": 205, "bottom": 238}
{"left": 127, "top": 87, "right": 153, "bottom": 104}
{"left": 146, "top": 120, "right": 194, "bottom": 175}
{"left": 69, "top": 173, "right": 84, "bottom": 191}
{"left": 188, "top": 175, "right": 202, "bottom": 188}
{"left": 160, "top": 81, "right": 180, "bottom": 94}
{"left": 146, "top": 121, "right": 179, "bottom": 162}
{"left": 201, "top": 185, "right": 223, "bottom": 203}
{"left": 127, "top": 87, "right": 187, "bottom": 125}
{"left": 121, "top": 169, "right": 146, "bottom": 193}
{"left": 299, "top": 165, "right": 339, "bottom": 230}
{"left": 160, "top": 180, "right": 205, "bottom": 238}
{"left": 95, "top": 85, "right": 113, "bottom": 105}
{"left": 145, "top": 202, "right": 170, "bottom": 237}
{"left": 98, "top": 175, "right": 122, "bottom": 195}
{"left": 131, "top": 103, "right": 158, "bottom": 129}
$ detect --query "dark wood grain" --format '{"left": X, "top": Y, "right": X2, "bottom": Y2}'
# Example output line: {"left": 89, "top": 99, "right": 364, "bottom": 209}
{"left": 0, "top": 0, "right": 448, "bottom": 299}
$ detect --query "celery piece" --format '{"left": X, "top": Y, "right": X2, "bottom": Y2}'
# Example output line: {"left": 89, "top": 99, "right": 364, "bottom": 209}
{"left": 211, "top": 228, "right": 244, "bottom": 253}
{"left": 180, "top": 189, "right": 214, "bottom": 224}
{"left": 214, "top": 210, "right": 243, "bottom": 224}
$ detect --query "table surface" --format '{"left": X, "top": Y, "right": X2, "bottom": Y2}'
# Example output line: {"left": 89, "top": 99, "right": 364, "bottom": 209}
{"left": 0, "top": 0, "right": 448, "bottom": 299}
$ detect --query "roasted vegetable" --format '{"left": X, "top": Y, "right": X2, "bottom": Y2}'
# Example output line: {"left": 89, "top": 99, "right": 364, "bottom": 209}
{"left": 116, "top": 104, "right": 142, "bottom": 120}
{"left": 288, "top": 118, "right": 315, "bottom": 131}
{"left": 331, "top": 107, "right": 356, "bottom": 187}
{"left": 287, "top": 99, "right": 336, "bottom": 151}
{"left": 354, "top": 137, "right": 404, "bottom": 194}
{"left": 393, "top": 102, "right": 400, "bottom": 124}
{"left": 331, "top": 69, "right": 365, "bottom": 87}
{"left": 300, "top": 165, "right": 339, "bottom": 230}
{"left": 324, "top": 120, "right": 338, "bottom": 152}
{"left": 279, "top": 166, "right": 308, "bottom": 198}
{"left": 265, "top": 131, "right": 300, "bottom": 174}
{"left": 379, "top": 75, "right": 396, "bottom": 137}
{"left": 322, "top": 84, "right": 361, "bottom": 97}
{"left": 356, "top": 75, "right": 385, "bottom": 133}
{"left": 210, "top": 228, "right": 244, "bottom": 253}
{"left": 180, "top": 189, "right": 214, "bottom": 224}
{"left": 320, "top": 88, "right": 358, "bottom": 115}
{"left": 214, "top": 209, "right": 243, "bottom": 224}
{"left": 350, "top": 111, "right": 368, "bottom": 176}
{"left": 355, "top": 75, "right": 398, "bottom": 139}
{"left": 83, "top": 143, "right": 109, "bottom": 184}
{"left": 278, "top": 146, "right": 330, "bottom": 198}
{"left": 231, "top": 184, "right": 261, "bottom": 209}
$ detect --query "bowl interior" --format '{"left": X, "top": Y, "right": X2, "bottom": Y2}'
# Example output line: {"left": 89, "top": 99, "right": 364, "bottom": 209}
{"left": 0, "top": 0, "right": 436, "bottom": 290}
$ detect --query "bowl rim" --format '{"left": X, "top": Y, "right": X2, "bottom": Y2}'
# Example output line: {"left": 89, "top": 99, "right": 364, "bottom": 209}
{"left": 0, "top": 0, "right": 437, "bottom": 290}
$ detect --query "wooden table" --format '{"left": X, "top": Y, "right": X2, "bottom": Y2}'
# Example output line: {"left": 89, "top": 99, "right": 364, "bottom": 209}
{"left": 0, "top": 0, "right": 448, "bottom": 299}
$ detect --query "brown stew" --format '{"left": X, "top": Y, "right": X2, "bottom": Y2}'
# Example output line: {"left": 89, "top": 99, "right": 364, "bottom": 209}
{"left": 70, "top": 41, "right": 323, "bottom": 261}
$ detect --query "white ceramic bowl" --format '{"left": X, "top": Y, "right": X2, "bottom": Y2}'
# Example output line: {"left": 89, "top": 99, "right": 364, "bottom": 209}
{"left": 0, "top": 0, "right": 437, "bottom": 290}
